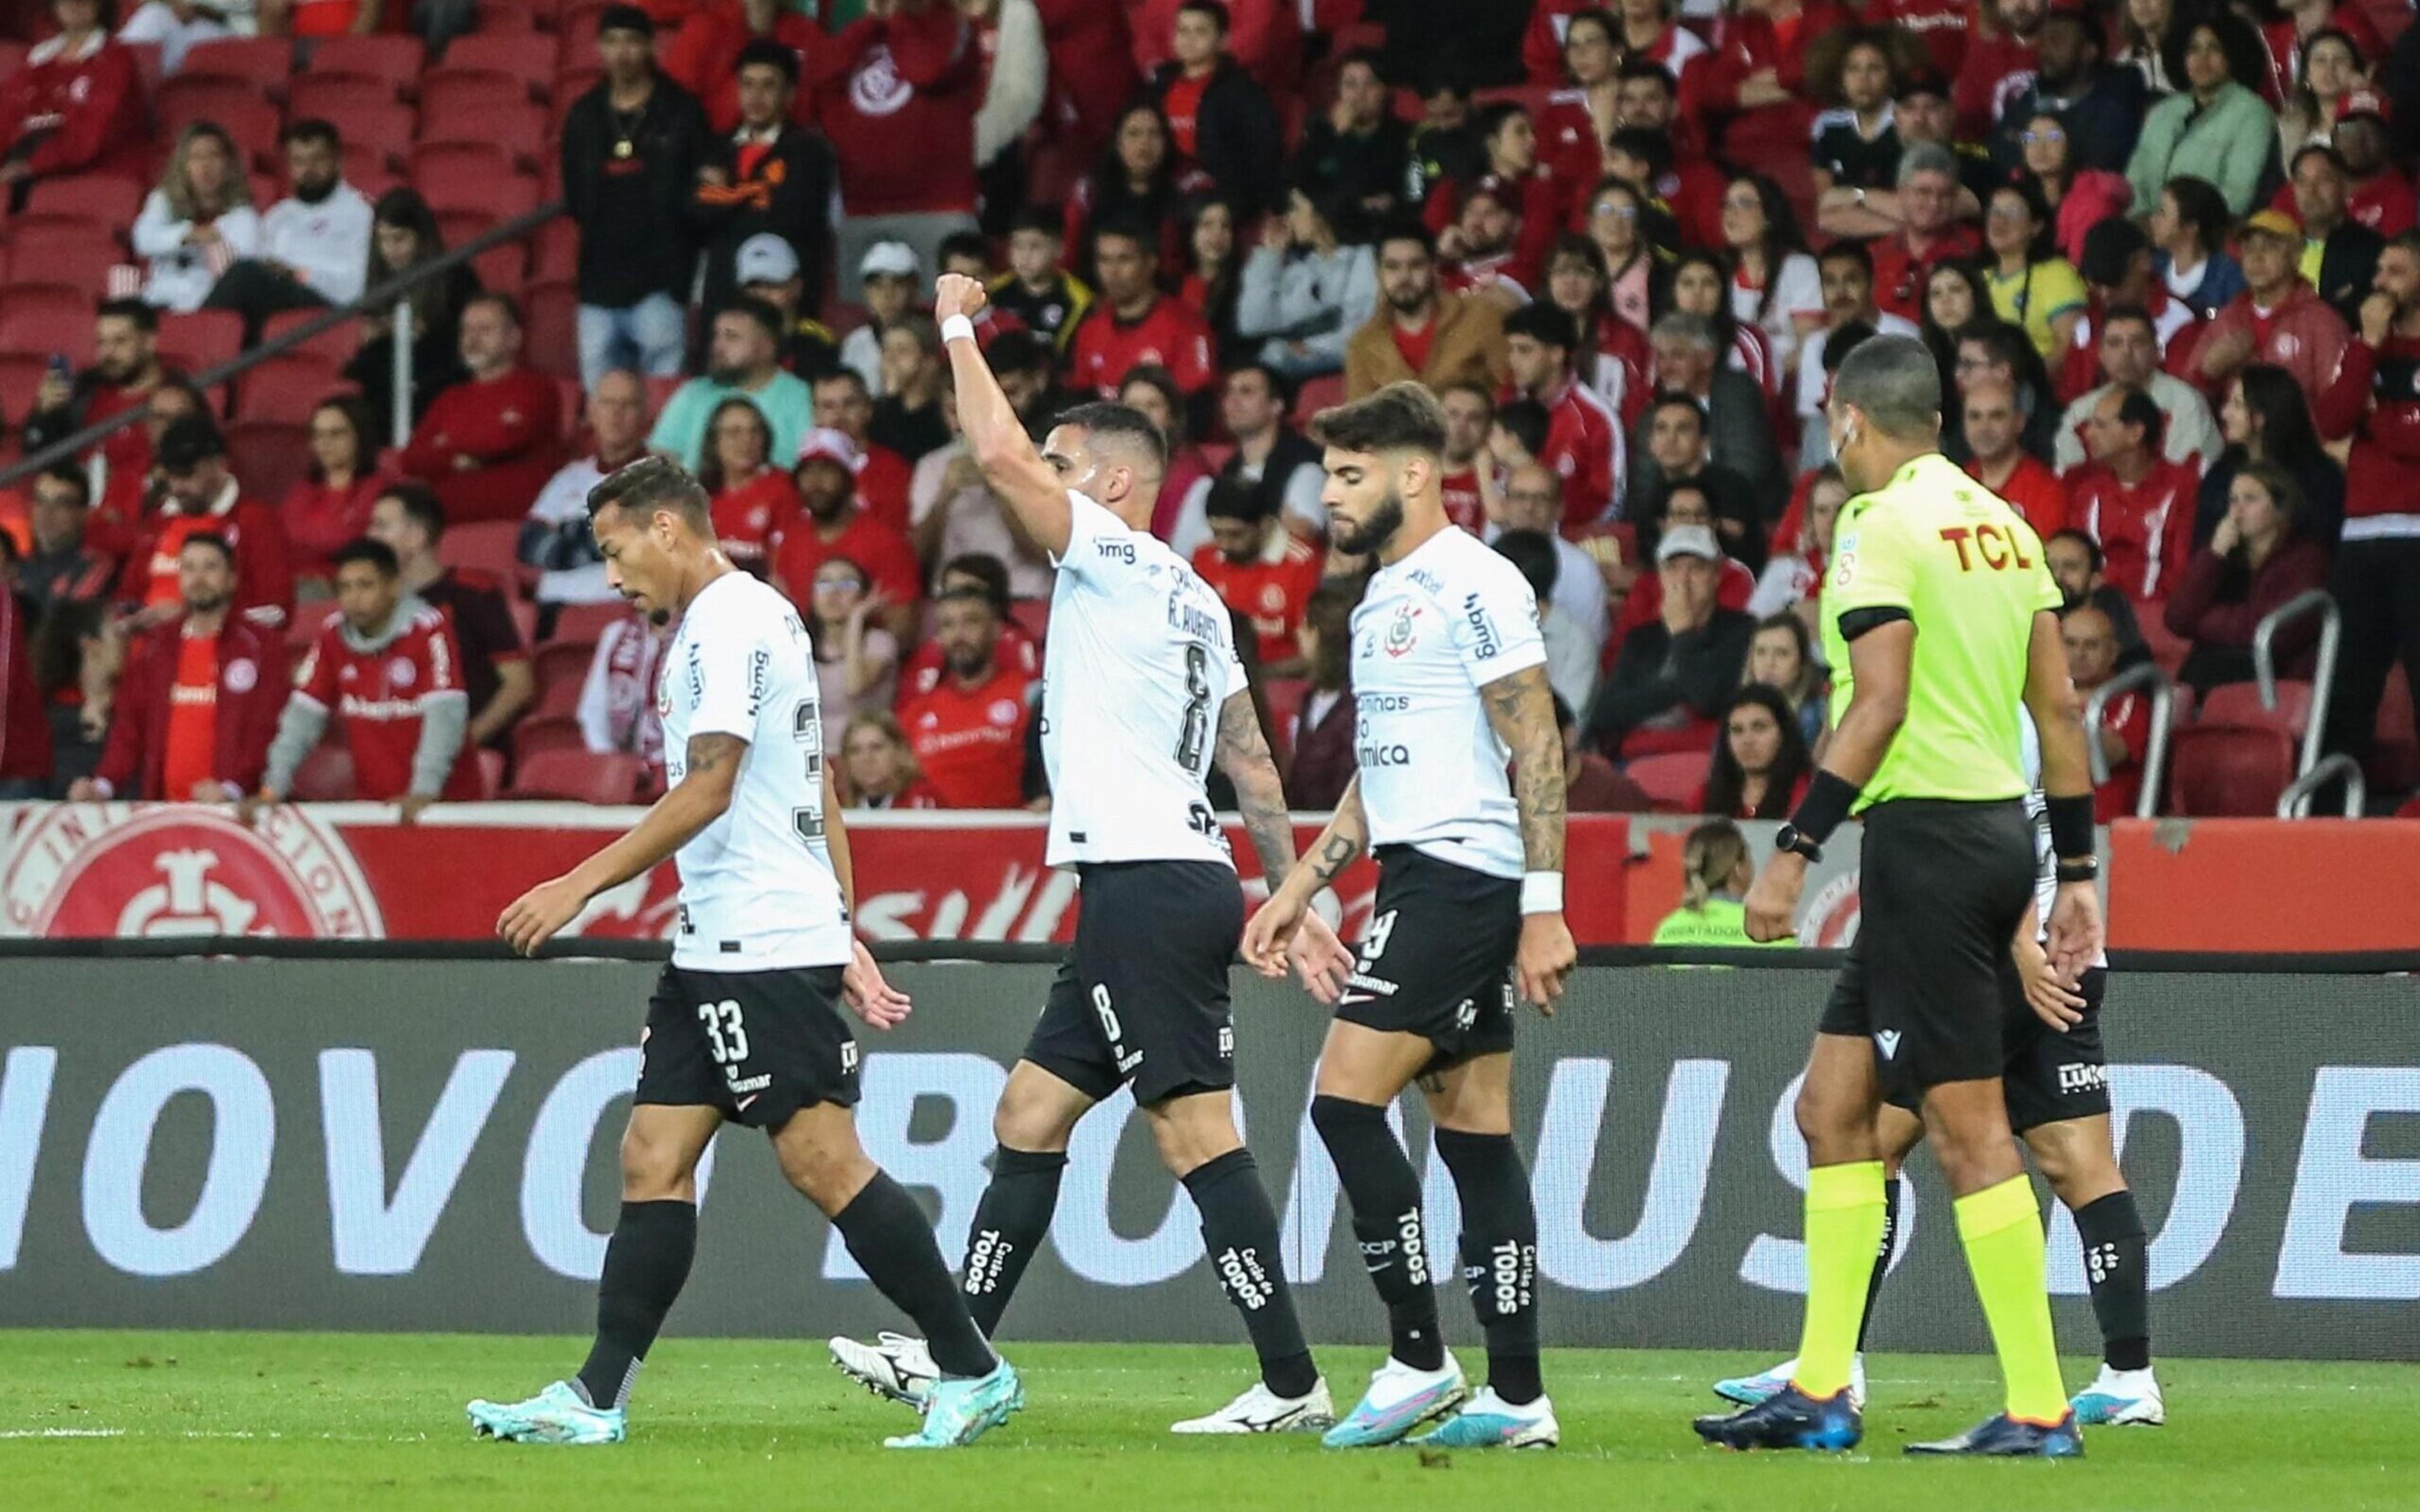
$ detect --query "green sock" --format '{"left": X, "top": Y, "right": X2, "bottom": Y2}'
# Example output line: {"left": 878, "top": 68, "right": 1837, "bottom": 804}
{"left": 1953, "top": 1174, "right": 2068, "bottom": 1424}
{"left": 1792, "top": 1160, "right": 1886, "bottom": 1400}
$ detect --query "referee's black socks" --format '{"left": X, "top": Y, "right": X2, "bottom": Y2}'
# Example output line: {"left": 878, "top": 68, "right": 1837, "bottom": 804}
{"left": 1310, "top": 1095, "right": 1444, "bottom": 1372}
{"left": 2075, "top": 1189, "right": 2152, "bottom": 1372}
{"left": 1435, "top": 1128, "right": 1543, "bottom": 1406}
{"left": 577, "top": 1199, "right": 697, "bottom": 1411}
{"left": 1856, "top": 1176, "right": 1904, "bottom": 1353}
{"left": 834, "top": 1172, "right": 998, "bottom": 1378}
{"left": 1184, "top": 1148, "right": 1318, "bottom": 1400}
{"left": 959, "top": 1145, "right": 1068, "bottom": 1337}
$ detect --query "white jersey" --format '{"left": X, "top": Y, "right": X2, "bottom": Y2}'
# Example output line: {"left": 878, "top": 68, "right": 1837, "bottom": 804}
{"left": 659, "top": 570, "right": 852, "bottom": 970}
{"left": 1040, "top": 491, "right": 1248, "bottom": 869}
{"left": 1350, "top": 525, "right": 1547, "bottom": 879}
{"left": 2019, "top": 707, "right": 2109, "bottom": 966}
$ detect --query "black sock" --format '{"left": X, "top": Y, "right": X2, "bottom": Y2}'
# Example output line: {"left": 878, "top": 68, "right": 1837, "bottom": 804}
{"left": 834, "top": 1172, "right": 997, "bottom": 1378}
{"left": 577, "top": 1200, "right": 696, "bottom": 1410}
{"left": 1853, "top": 1176, "right": 1903, "bottom": 1353}
{"left": 959, "top": 1145, "right": 1066, "bottom": 1338}
{"left": 1434, "top": 1128, "right": 1542, "bottom": 1406}
{"left": 1310, "top": 1094, "right": 1444, "bottom": 1371}
{"left": 1183, "top": 1148, "right": 1318, "bottom": 1399}
{"left": 2075, "top": 1190, "right": 2152, "bottom": 1372}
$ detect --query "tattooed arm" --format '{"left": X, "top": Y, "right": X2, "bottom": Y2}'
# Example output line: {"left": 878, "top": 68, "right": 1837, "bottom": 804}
{"left": 1240, "top": 774, "right": 1367, "bottom": 975}
{"left": 1480, "top": 662, "right": 1577, "bottom": 1009}
{"left": 498, "top": 731, "right": 747, "bottom": 954}
{"left": 1213, "top": 689, "right": 1298, "bottom": 892}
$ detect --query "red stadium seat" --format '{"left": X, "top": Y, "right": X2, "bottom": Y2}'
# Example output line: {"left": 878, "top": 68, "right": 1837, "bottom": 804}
{"left": 413, "top": 146, "right": 540, "bottom": 217}
{"left": 1294, "top": 370, "right": 1345, "bottom": 418}
{"left": 120, "top": 40, "right": 163, "bottom": 93}
{"left": 305, "top": 35, "right": 427, "bottom": 98}
{"left": 553, "top": 375, "right": 584, "bottom": 440}
{"left": 154, "top": 79, "right": 282, "bottom": 169}
{"left": 1625, "top": 752, "right": 1707, "bottom": 813}
{"left": 548, "top": 602, "right": 626, "bottom": 646}
{"left": 475, "top": 747, "right": 506, "bottom": 798}
{"left": 533, "top": 217, "right": 578, "bottom": 281}
{"left": 532, "top": 637, "right": 596, "bottom": 701}
{"left": 290, "top": 742, "right": 357, "bottom": 801}
{"left": 556, "top": 4, "right": 611, "bottom": 69}
{"left": 2167, "top": 725, "right": 2298, "bottom": 816}
{"left": 512, "top": 713, "right": 587, "bottom": 767}
{"left": 314, "top": 98, "right": 418, "bottom": 169}
{"left": 156, "top": 311, "right": 246, "bottom": 376}
{"left": 226, "top": 419, "right": 313, "bottom": 512}
{"left": 1008, "top": 599, "right": 1049, "bottom": 646}
{"left": 509, "top": 748, "right": 643, "bottom": 803}
{"left": 437, "top": 518, "right": 522, "bottom": 580}
{"left": 263, "top": 309, "right": 362, "bottom": 367}
{"left": 2371, "top": 668, "right": 2417, "bottom": 793}
{"left": 2199, "top": 680, "right": 2312, "bottom": 738}
{"left": 548, "top": 67, "right": 603, "bottom": 137}
{"left": 338, "top": 147, "right": 405, "bottom": 200}
{"left": 0, "top": 353, "right": 50, "bottom": 428}
{"left": 435, "top": 32, "right": 556, "bottom": 94}
{"left": 0, "top": 289, "right": 96, "bottom": 366}
{"left": 179, "top": 35, "right": 294, "bottom": 96}
{"left": 21, "top": 173, "right": 145, "bottom": 230}
{"left": 525, "top": 278, "right": 580, "bottom": 381}
{"left": 0, "top": 42, "right": 28, "bottom": 79}
{"left": 237, "top": 352, "right": 347, "bottom": 423}
{"left": 420, "top": 98, "right": 548, "bottom": 169}
{"left": 3, "top": 222, "right": 122, "bottom": 300}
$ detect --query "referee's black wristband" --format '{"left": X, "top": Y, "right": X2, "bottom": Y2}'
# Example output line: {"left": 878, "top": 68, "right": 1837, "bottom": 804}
{"left": 2046, "top": 793, "right": 2095, "bottom": 864}
{"left": 1787, "top": 769, "right": 1862, "bottom": 847}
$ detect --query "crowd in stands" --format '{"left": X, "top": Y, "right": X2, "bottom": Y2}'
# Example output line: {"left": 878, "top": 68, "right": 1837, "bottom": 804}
{"left": 1, "top": 0, "right": 2417, "bottom": 823}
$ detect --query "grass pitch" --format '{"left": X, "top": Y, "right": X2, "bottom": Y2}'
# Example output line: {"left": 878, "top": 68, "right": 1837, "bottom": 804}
{"left": 0, "top": 1332, "right": 2409, "bottom": 1511}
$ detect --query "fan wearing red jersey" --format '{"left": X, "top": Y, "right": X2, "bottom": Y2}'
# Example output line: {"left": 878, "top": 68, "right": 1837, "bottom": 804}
{"left": 249, "top": 539, "right": 478, "bottom": 822}
{"left": 1191, "top": 478, "right": 1323, "bottom": 674}
{"left": 1502, "top": 302, "right": 1622, "bottom": 533}
{"left": 896, "top": 587, "right": 1036, "bottom": 808}
{"left": 123, "top": 416, "right": 295, "bottom": 634}
{"left": 1067, "top": 220, "right": 1219, "bottom": 399}
{"left": 2063, "top": 389, "right": 2199, "bottom": 604}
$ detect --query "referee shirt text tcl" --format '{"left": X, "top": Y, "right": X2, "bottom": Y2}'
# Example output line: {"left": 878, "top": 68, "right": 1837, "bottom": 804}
{"left": 1349, "top": 526, "right": 1547, "bottom": 879}
{"left": 1821, "top": 453, "right": 2061, "bottom": 806}
{"left": 659, "top": 571, "right": 852, "bottom": 971}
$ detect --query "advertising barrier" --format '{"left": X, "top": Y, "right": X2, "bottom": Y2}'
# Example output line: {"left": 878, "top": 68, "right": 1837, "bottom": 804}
{"left": 1, "top": 956, "right": 2413, "bottom": 1358}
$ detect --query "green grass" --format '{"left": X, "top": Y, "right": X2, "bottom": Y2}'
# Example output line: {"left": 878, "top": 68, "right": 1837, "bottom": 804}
{"left": 0, "top": 1332, "right": 2410, "bottom": 1510}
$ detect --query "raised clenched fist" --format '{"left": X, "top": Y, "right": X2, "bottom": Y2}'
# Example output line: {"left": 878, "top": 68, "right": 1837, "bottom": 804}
{"left": 934, "top": 273, "right": 989, "bottom": 324}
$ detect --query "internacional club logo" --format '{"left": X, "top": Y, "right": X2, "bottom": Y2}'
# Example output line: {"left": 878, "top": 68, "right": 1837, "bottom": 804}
{"left": 2, "top": 804, "right": 384, "bottom": 939}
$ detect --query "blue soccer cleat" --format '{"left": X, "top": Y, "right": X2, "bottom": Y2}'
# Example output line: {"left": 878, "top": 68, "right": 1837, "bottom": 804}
{"left": 466, "top": 1380, "right": 626, "bottom": 1445}
{"left": 2070, "top": 1365, "right": 2165, "bottom": 1426}
{"left": 1906, "top": 1411, "right": 2085, "bottom": 1458}
{"left": 1322, "top": 1352, "right": 1467, "bottom": 1448}
{"left": 1693, "top": 1384, "right": 1862, "bottom": 1452}
{"left": 883, "top": 1358, "right": 1023, "bottom": 1449}
{"left": 1713, "top": 1354, "right": 1867, "bottom": 1411}
{"left": 1405, "top": 1387, "right": 1559, "bottom": 1449}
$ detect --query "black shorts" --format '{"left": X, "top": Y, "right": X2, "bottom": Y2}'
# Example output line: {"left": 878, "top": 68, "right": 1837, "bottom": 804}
{"left": 1818, "top": 798, "right": 2035, "bottom": 1105}
{"left": 1336, "top": 845, "right": 1520, "bottom": 1074}
{"left": 637, "top": 963, "right": 860, "bottom": 1128}
{"left": 1021, "top": 861, "right": 1243, "bottom": 1107}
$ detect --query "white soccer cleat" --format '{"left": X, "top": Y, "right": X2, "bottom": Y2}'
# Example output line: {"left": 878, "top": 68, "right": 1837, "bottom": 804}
{"left": 829, "top": 1332, "right": 939, "bottom": 1408}
{"left": 1406, "top": 1386, "right": 1560, "bottom": 1449}
{"left": 1322, "top": 1352, "right": 1467, "bottom": 1448}
{"left": 2071, "top": 1364, "right": 2165, "bottom": 1426}
{"left": 1170, "top": 1377, "right": 1335, "bottom": 1435}
{"left": 1711, "top": 1354, "right": 1867, "bottom": 1412}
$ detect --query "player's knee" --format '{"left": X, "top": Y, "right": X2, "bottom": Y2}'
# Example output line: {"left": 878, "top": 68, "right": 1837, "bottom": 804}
{"left": 1144, "top": 1094, "right": 1242, "bottom": 1177}
{"left": 618, "top": 1128, "right": 696, "bottom": 1201}
{"left": 1794, "top": 1079, "right": 1868, "bottom": 1160}
{"left": 993, "top": 1087, "right": 1076, "bottom": 1153}
{"left": 774, "top": 1133, "right": 875, "bottom": 1212}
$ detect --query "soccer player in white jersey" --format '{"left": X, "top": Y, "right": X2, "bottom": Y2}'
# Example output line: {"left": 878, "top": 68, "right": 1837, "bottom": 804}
{"left": 465, "top": 457, "right": 1020, "bottom": 1451}
{"left": 1709, "top": 706, "right": 2162, "bottom": 1427}
{"left": 829, "top": 274, "right": 1338, "bottom": 1435}
{"left": 1243, "top": 381, "right": 1580, "bottom": 1451}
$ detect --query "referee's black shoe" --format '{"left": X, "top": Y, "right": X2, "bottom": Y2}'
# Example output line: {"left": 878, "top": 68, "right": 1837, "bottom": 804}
{"left": 1692, "top": 1385, "right": 1862, "bottom": 1452}
{"left": 1906, "top": 1411, "right": 2084, "bottom": 1458}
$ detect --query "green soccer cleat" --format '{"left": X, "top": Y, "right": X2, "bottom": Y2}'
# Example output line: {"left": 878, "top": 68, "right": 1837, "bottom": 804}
{"left": 466, "top": 1380, "right": 626, "bottom": 1445}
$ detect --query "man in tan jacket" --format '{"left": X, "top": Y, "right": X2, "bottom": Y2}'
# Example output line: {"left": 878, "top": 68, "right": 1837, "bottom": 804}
{"left": 1344, "top": 226, "right": 1512, "bottom": 399}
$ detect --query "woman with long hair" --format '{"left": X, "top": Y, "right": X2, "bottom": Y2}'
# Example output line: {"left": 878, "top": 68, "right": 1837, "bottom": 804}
{"left": 2166, "top": 461, "right": 2333, "bottom": 696}
{"left": 1585, "top": 178, "right": 1658, "bottom": 334}
{"left": 1544, "top": 234, "right": 1652, "bottom": 416}
{"left": 1918, "top": 258, "right": 1994, "bottom": 392}
{"left": 1121, "top": 365, "right": 1216, "bottom": 552}
{"left": 2198, "top": 362, "right": 2346, "bottom": 547}
{"left": 1064, "top": 103, "right": 1204, "bottom": 280}
{"left": 2146, "top": 175, "right": 2249, "bottom": 318}
{"left": 280, "top": 397, "right": 386, "bottom": 581}
{"left": 1697, "top": 682, "right": 1813, "bottom": 819}
{"left": 1982, "top": 178, "right": 2088, "bottom": 360}
{"left": 838, "top": 711, "right": 942, "bottom": 808}
{"left": 346, "top": 187, "right": 481, "bottom": 445}
{"left": 1662, "top": 247, "right": 1781, "bottom": 401}
{"left": 698, "top": 396, "right": 802, "bottom": 572}
{"left": 1539, "top": 8, "right": 1625, "bottom": 199}
{"left": 2015, "top": 110, "right": 2134, "bottom": 265}
{"left": 1806, "top": 27, "right": 1910, "bottom": 197}
{"left": 2117, "top": 0, "right": 2182, "bottom": 94}
{"left": 1236, "top": 182, "right": 1377, "bottom": 381}
{"left": 1175, "top": 192, "right": 1247, "bottom": 362}
{"left": 1719, "top": 170, "right": 1824, "bottom": 377}
{"left": 1424, "top": 100, "right": 1545, "bottom": 238}
{"left": 1651, "top": 818, "right": 1784, "bottom": 946}
{"left": 132, "top": 121, "right": 261, "bottom": 312}
{"left": 803, "top": 554, "right": 899, "bottom": 738}
{"left": 2126, "top": 9, "right": 2279, "bottom": 215}
{"left": 2280, "top": 26, "right": 2371, "bottom": 149}
{"left": 1744, "top": 610, "right": 1829, "bottom": 748}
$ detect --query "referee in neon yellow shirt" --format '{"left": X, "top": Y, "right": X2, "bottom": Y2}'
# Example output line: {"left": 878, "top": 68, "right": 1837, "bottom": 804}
{"left": 1693, "top": 335, "right": 2106, "bottom": 1459}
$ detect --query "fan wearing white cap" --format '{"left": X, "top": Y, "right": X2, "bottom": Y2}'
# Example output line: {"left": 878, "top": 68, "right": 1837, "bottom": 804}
{"left": 734, "top": 233, "right": 844, "bottom": 380}
{"left": 1586, "top": 522, "right": 1760, "bottom": 759}
{"left": 841, "top": 241, "right": 923, "bottom": 398}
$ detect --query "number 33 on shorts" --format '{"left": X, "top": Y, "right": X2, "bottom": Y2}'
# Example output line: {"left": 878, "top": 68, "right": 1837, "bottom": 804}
{"left": 697, "top": 999, "right": 751, "bottom": 1063}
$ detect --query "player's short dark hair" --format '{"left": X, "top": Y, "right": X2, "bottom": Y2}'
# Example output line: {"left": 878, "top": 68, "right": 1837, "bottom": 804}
{"left": 588, "top": 454, "right": 712, "bottom": 529}
{"left": 1177, "top": 0, "right": 1230, "bottom": 33}
{"left": 939, "top": 552, "right": 1013, "bottom": 613}
{"left": 1501, "top": 302, "right": 1577, "bottom": 354}
{"left": 1825, "top": 320, "right": 1877, "bottom": 373}
{"left": 1204, "top": 476, "right": 1267, "bottom": 522}
{"left": 1009, "top": 204, "right": 1063, "bottom": 240}
{"left": 735, "top": 37, "right": 798, "bottom": 83}
{"left": 1493, "top": 527, "right": 1559, "bottom": 600}
{"left": 2048, "top": 527, "right": 2104, "bottom": 570}
{"left": 331, "top": 537, "right": 400, "bottom": 577}
{"left": 179, "top": 529, "right": 235, "bottom": 568}
{"left": 2391, "top": 229, "right": 2420, "bottom": 261}
{"left": 1830, "top": 334, "right": 1942, "bottom": 441}
{"left": 281, "top": 117, "right": 340, "bottom": 151}
{"left": 2114, "top": 387, "right": 2165, "bottom": 449}
{"left": 35, "top": 461, "right": 89, "bottom": 504}
{"left": 1308, "top": 380, "right": 1447, "bottom": 457}
{"left": 718, "top": 295, "right": 784, "bottom": 342}
{"left": 377, "top": 479, "right": 447, "bottom": 544}
{"left": 96, "top": 296, "right": 158, "bottom": 334}
{"left": 1495, "top": 396, "right": 1550, "bottom": 458}
{"left": 1818, "top": 239, "right": 1874, "bottom": 277}
{"left": 1052, "top": 401, "right": 1170, "bottom": 472}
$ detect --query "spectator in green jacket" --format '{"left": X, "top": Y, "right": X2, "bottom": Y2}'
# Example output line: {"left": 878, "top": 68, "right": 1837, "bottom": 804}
{"left": 1651, "top": 819, "right": 1796, "bottom": 948}
{"left": 2126, "top": 11, "right": 2278, "bottom": 217}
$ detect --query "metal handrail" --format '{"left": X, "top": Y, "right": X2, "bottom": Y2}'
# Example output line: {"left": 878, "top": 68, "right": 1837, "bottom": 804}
{"left": 0, "top": 200, "right": 568, "bottom": 489}
{"left": 2252, "top": 588, "right": 2340, "bottom": 779}
{"left": 2277, "top": 753, "right": 2366, "bottom": 818}
{"left": 2084, "top": 660, "right": 2174, "bottom": 819}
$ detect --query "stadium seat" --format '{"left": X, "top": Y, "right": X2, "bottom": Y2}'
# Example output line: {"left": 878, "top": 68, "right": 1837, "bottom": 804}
{"left": 289, "top": 602, "right": 340, "bottom": 648}
{"left": 414, "top": 147, "right": 540, "bottom": 217}
{"left": 2200, "top": 680, "right": 2313, "bottom": 739}
{"left": 437, "top": 518, "right": 523, "bottom": 580}
{"left": 3, "top": 222, "right": 122, "bottom": 300}
{"left": 226, "top": 420, "right": 312, "bottom": 510}
{"left": 2167, "top": 724, "right": 2298, "bottom": 816}
{"left": 1008, "top": 599, "right": 1049, "bottom": 646}
{"left": 552, "top": 375, "right": 584, "bottom": 440}
{"left": 1294, "top": 371, "right": 1345, "bottom": 418}
{"left": 532, "top": 217, "right": 579, "bottom": 282}
{"left": 0, "top": 353, "right": 50, "bottom": 429}
{"left": 524, "top": 278, "right": 580, "bottom": 381}
{"left": 643, "top": 374, "right": 684, "bottom": 415}
{"left": 263, "top": 309, "right": 363, "bottom": 367}
{"left": 1259, "top": 675, "right": 1307, "bottom": 755}
{"left": 1625, "top": 751, "right": 1707, "bottom": 813}
{"left": 475, "top": 747, "right": 506, "bottom": 798}
{"left": 21, "top": 173, "right": 145, "bottom": 231}
{"left": 556, "top": 4, "right": 611, "bottom": 69}
{"left": 2136, "top": 609, "right": 2191, "bottom": 677}
{"left": 289, "top": 743, "right": 357, "bottom": 801}
{"left": 532, "top": 641, "right": 595, "bottom": 718}
{"left": 120, "top": 38, "right": 163, "bottom": 92}
{"left": 433, "top": 32, "right": 556, "bottom": 96}
{"left": 339, "top": 147, "right": 405, "bottom": 201}
{"left": 512, "top": 713, "right": 587, "bottom": 767}
{"left": 154, "top": 79, "right": 282, "bottom": 169}
{"left": 0, "top": 289, "right": 96, "bottom": 366}
{"left": 509, "top": 748, "right": 644, "bottom": 803}
{"left": 156, "top": 311, "right": 246, "bottom": 377}
{"left": 305, "top": 35, "right": 427, "bottom": 99}
{"left": 548, "top": 67, "right": 603, "bottom": 137}
{"left": 316, "top": 98, "right": 418, "bottom": 170}
{"left": 0, "top": 42, "right": 27, "bottom": 79}
{"left": 179, "top": 35, "right": 294, "bottom": 96}
{"left": 547, "top": 602, "right": 625, "bottom": 645}
{"left": 237, "top": 353, "right": 347, "bottom": 423}
{"left": 2370, "top": 669, "right": 2417, "bottom": 794}
{"left": 422, "top": 99, "right": 548, "bottom": 170}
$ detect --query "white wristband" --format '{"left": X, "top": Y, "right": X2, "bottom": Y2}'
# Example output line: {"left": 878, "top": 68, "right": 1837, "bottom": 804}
{"left": 940, "top": 314, "right": 977, "bottom": 346}
{"left": 1520, "top": 871, "right": 1564, "bottom": 915}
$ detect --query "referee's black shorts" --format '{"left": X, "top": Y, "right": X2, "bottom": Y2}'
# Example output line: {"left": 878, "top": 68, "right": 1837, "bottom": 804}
{"left": 1818, "top": 797, "right": 2036, "bottom": 1104}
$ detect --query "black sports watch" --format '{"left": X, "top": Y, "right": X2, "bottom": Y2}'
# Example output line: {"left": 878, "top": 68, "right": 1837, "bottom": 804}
{"left": 2055, "top": 856, "right": 2100, "bottom": 885}
{"left": 1774, "top": 823, "right": 1823, "bottom": 864}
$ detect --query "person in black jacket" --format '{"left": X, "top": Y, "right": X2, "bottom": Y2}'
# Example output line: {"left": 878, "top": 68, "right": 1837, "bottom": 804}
{"left": 1150, "top": 0, "right": 1283, "bottom": 217}
{"left": 1587, "top": 525, "right": 1756, "bottom": 759}
{"left": 1988, "top": 11, "right": 2145, "bottom": 177}
{"left": 2288, "top": 144, "right": 2385, "bottom": 329}
{"left": 693, "top": 38, "right": 836, "bottom": 331}
{"left": 560, "top": 4, "right": 710, "bottom": 388}
{"left": 1289, "top": 49, "right": 1410, "bottom": 219}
